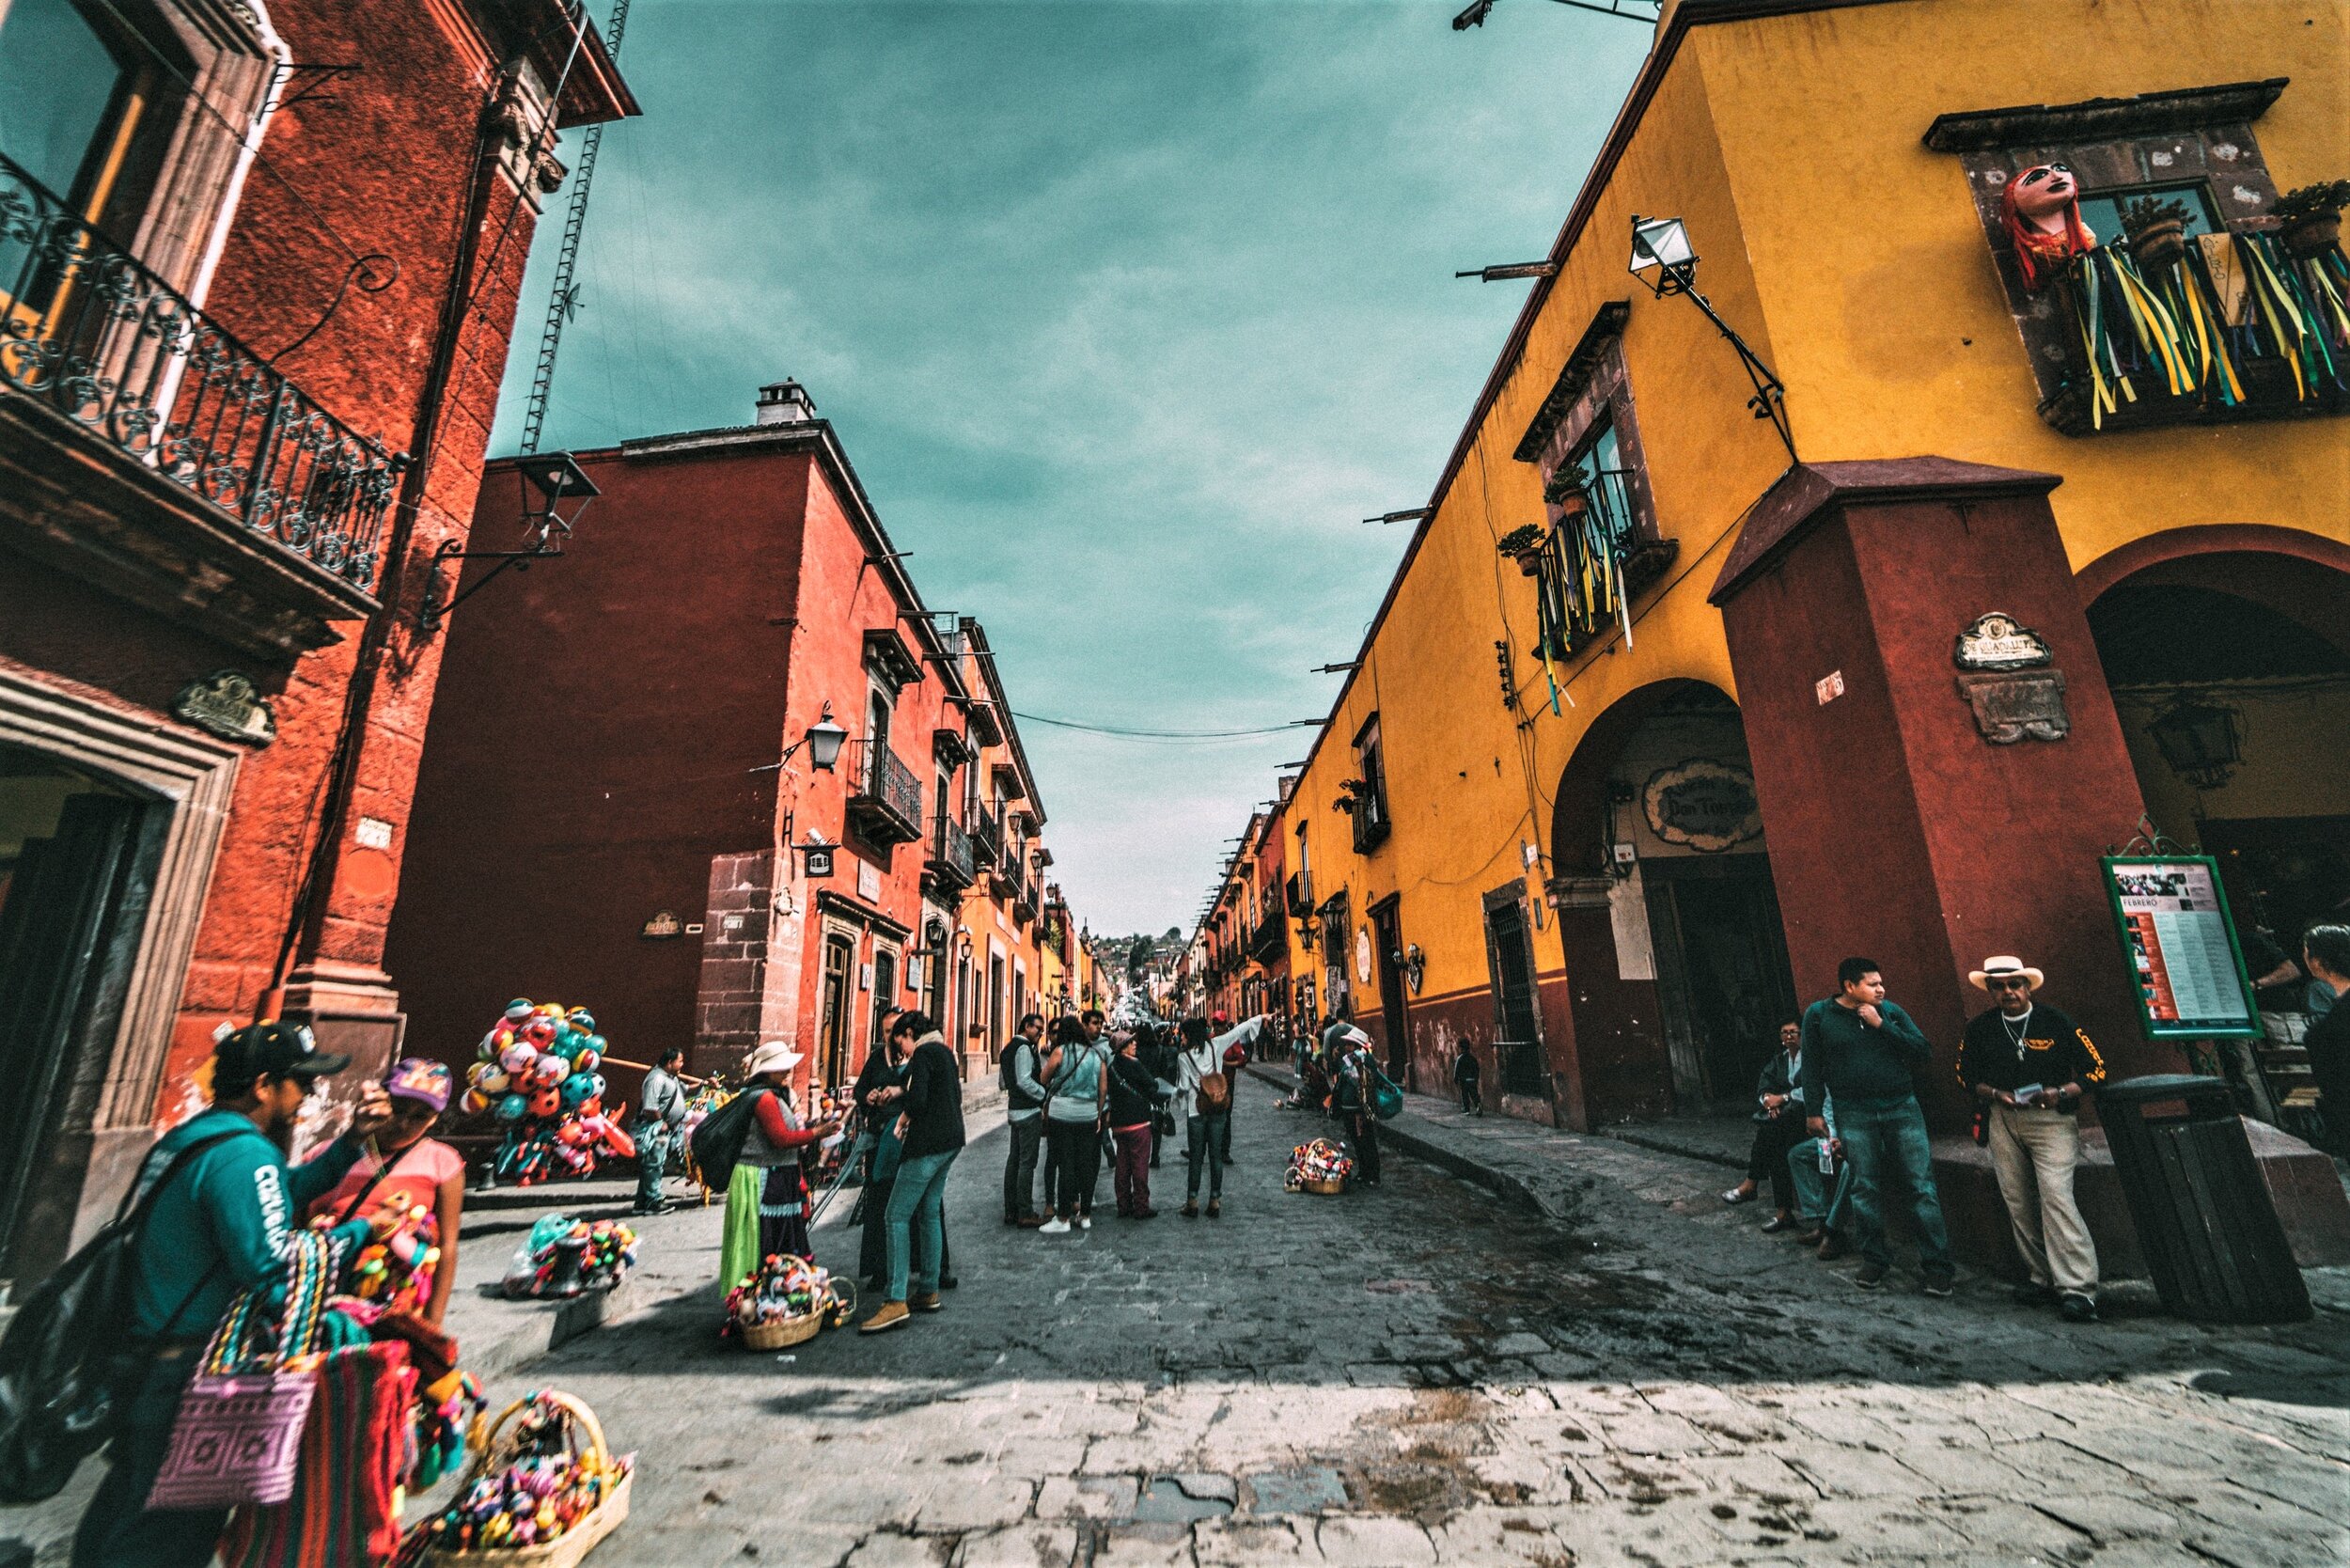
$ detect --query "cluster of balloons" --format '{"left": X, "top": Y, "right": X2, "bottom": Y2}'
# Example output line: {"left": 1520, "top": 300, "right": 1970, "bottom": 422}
{"left": 462, "top": 999, "right": 635, "bottom": 1184}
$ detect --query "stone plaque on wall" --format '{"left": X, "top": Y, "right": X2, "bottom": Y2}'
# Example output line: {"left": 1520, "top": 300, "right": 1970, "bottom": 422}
{"left": 1956, "top": 668, "right": 2071, "bottom": 744}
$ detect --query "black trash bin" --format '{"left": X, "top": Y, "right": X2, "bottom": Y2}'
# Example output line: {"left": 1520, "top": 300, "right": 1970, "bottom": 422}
{"left": 2099, "top": 1074, "right": 2310, "bottom": 1324}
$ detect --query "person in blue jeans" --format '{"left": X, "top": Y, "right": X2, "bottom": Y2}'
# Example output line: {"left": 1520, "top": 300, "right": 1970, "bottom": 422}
{"left": 862, "top": 1011, "right": 964, "bottom": 1334}
{"left": 1796, "top": 957, "right": 1954, "bottom": 1295}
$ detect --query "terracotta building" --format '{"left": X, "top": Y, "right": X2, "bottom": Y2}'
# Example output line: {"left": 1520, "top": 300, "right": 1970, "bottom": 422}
{"left": 388, "top": 383, "right": 1082, "bottom": 1096}
{"left": 0, "top": 0, "right": 632, "bottom": 1281}
{"left": 1223, "top": 0, "right": 2348, "bottom": 1147}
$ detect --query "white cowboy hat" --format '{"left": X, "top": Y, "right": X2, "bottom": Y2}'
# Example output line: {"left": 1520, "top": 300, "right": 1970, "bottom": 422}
{"left": 744, "top": 1040, "right": 804, "bottom": 1079}
{"left": 1968, "top": 955, "right": 2045, "bottom": 991}
{"left": 1337, "top": 1026, "right": 1374, "bottom": 1051}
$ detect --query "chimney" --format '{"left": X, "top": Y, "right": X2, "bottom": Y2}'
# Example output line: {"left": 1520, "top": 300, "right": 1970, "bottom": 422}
{"left": 755, "top": 379, "right": 816, "bottom": 427}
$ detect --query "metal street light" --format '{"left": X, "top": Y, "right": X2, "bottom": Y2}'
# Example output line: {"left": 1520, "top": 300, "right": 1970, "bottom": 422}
{"left": 2146, "top": 698, "right": 2241, "bottom": 791}
{"left": 417, "top": 451, "right": 602, "bottom": 633}
{"left": 1627, "top": 214, "right": 1796, "bottom": 463}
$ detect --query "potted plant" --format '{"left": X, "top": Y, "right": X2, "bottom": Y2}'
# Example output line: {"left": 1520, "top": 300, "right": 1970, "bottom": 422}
{"left": 1496, "top": 524, "right": 1546, "bottom": 577}
{"left": 1543, "top": 465, "right": 1591, "bottom": 522}
{"left": 1333, "top": 778, "right": 1370, "bottom": 815}
{"left": 2120, "top": 194, "right": 2194, "bottom": 270}
{"left": 2268, "top": 180, "right": 2350, "bottom": 259}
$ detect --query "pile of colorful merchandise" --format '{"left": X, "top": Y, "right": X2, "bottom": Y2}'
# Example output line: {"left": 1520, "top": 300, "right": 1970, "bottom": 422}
{"left": 414, "top": 1390, "right": 631, "bottom": 1561}
{"left": 1286, "top": 1138, "right": 1355, "bottom": 1194}
{"left": 460, "top": 999, "right": 637, "bottom": 1185}
{"left": 318, "top": 1200, "right": 442, "bottom": 1316}
{"left": 413, "top": 1369, "right": 488, "bottom": 1490}
{"left": 502, "top": 1214, "right": 638, "bottom": 1300}
{"left": 723, "top": 1252, "right": 854, "bottom": 1350}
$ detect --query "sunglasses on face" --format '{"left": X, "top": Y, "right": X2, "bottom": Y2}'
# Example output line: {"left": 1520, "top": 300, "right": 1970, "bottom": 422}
{"left": 2019, "top": 164, "right": 2073, "bottom": 187}
{"left": 1990, "top": 978, "right": 2032, "bottom": 991}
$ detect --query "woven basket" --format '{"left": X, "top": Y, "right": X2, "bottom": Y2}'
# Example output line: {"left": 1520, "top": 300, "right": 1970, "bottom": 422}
{"left": 742, "top": 1314, "right": 822, "bottom": 1351}
{"left": 1300, "top": 1176, "right": 1346, "bottom": 1196}
{"left": 424, "top": 1391, "right": 631, "bottom": 1568}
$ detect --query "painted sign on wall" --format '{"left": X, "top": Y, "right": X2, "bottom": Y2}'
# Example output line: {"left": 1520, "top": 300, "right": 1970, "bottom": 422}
{"left": 1642, "top": 760, "right": 1762, "bottom": 853}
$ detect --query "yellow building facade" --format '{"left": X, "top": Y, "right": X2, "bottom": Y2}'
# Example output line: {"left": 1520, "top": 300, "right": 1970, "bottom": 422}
{"left": 1267, "top": 0, "right": 2348, "bottom": 1132}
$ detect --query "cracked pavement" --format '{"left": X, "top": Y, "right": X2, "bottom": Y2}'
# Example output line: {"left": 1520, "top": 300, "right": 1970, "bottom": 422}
{"left": 526, "top": 1095, "right": 2350, "bottom": 1567}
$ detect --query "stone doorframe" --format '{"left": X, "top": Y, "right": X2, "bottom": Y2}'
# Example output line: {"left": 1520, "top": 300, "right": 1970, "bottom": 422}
{"left": 0, "top": 662, "right": 242, "bottom": 1241}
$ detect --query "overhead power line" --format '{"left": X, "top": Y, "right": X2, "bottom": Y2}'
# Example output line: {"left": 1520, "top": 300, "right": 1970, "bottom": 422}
{"left": 1010, "top": 712, "right": 1307, "bottom": 742}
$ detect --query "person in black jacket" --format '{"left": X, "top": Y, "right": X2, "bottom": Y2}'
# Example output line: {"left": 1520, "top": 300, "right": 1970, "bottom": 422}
{"left": 1722, "top": 1020, "right": 1807, "bottom": 1232}
{"left": 1106, "top": 1033, "right": 1162, "bottom": 1218}
{"left": 861, "top": 1012, "right": 964, "bottom": 1334}
{"left": 2301, "top": 926, "right": 2350, "bottom": 1159}
{"left": 1957, "top": 955, "right": 2107, "bottom": 1321}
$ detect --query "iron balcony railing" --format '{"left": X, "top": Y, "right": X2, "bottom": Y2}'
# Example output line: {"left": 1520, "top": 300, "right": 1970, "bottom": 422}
{"left": 0, "top": 153, "right": 404, "bottom": 593}
{"left": 847, "top": 739, "right": 923, "bottom": 844}
{"left": 927, "top": 811, "right": 976, "bottom": 884}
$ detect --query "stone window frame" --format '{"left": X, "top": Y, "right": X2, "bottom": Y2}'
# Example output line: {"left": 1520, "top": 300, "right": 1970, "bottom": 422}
{"left": 0, "top": 661, "right": 243, "bottom": 1244}
{"left": 1923, "top": 78, "right": 2294, "bottom": 433}
{"left": 1513, "top": 300, "right": 1668, "bottom": 552}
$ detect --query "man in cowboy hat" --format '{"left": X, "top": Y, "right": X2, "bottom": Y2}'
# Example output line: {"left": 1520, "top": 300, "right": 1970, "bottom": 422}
{"left": 1956, "top": 955, "right": 2107, "bottom": 1323}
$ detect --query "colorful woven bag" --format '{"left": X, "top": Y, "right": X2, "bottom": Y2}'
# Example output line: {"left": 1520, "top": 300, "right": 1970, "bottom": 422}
{"left": 220, "top": 1339, "right": 416, "bottom": 1568}
{"left": 146, "top": 1231, "right": 338, "bottom": 1511}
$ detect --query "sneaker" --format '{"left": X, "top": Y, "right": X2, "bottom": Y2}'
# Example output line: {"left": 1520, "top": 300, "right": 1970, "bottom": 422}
{"left": 1920, "top": 1268, "right": 1956, "bottom": 1298}
{"left": 2013, "top": 1280, "right": 2059, "bottom": 1308}
{"left": 859, "top": 1301, "right": 911, "bottom": 1335}
{"left": 1816, "top": 1233, "right": 1851, "bottom": 1262}
{"left": 1854, "top": 1262, "right": 1889, "bottom": 1290}
{"left": 910, "top": 1293, "right": 944, "bottom": 1313}
{"left": 1182, "top": 1201, "right": 1198, "bottom": 1218}
{"left": 1722, "top": 1185, "right": 1756, "bottom": 1206}
{"left": 2058, "top": 1292, "right": 2100, "bottom": 1323}
{"left": 1077, "top": 1215, "right": 1092, "bottom": 1231}
{"left": 1039, "top": 1217, "right": 1071, "bottom": 1234}
{"left": 1206, "top": 1200, "right": 1221, "bottom": 1218}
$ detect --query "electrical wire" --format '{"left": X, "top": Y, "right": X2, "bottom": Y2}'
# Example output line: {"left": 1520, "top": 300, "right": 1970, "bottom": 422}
{"left": 1010, "top": 712, "right": 1307, "bottom": 741}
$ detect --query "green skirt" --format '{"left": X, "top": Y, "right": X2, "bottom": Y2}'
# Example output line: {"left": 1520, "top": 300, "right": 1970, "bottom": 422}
{"left": 719, "top": 1161, "right": 763, "bottom": 1290}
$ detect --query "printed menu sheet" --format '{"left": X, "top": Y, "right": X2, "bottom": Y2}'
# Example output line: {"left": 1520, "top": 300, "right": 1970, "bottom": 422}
{"left": 2106, "top": 858, "right": 2256, "bottom": 1037}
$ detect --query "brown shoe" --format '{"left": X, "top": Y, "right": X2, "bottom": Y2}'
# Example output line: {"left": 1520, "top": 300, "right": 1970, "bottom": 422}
{"left": 1015, "top": 1215, "right": 1047, "bottom": 1229}
{"left": 1816, "top": 1233, "right": 1850, "bottom": 1262}
{"left": 910, "top": 1292, "right": 944, "bottom": 1313}
{"left": 1794, "top": 1228, "right": 1827, "bottom": 1247}
{"left": 859, "top": 1301, "right": 911, "bottom": 1334}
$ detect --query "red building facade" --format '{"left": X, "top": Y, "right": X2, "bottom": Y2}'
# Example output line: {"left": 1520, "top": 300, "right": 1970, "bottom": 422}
{"left": 0, "top": 0, "right": 633, "bottom": 1281}
{"left": 389, "top": 384, "right": 1073, "bottom": 1100}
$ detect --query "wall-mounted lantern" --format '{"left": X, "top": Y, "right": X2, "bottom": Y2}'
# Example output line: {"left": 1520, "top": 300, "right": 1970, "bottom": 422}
{"left": 418, "top": 451, "right": 600, "bottom": 633}
{"left": 1627, "top": 214, "right": 1797, "bottom": 463}
{"left": 2146, "top": 698, "right": 2241, "bottom": 790}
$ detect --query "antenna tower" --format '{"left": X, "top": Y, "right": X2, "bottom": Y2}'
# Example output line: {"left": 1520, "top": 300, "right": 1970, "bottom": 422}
{"left": 519, "top": 0, "right": 631, "bottom": 455}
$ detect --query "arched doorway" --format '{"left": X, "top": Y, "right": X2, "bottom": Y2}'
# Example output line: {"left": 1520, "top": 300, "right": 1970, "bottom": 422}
{"left": 2084, "top": 541, "right": 2350, "bottom": 1125}
{"left": 1551, "top": 681, "right": 1798, "bottom": 1123}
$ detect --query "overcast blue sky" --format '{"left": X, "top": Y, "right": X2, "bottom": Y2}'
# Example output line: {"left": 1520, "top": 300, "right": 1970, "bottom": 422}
{"left": 493, "top": 0, "right": 1650, "bottom": 937}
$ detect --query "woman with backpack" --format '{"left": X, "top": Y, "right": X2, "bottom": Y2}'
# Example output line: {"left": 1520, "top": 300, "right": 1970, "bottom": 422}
{"left": 1038, "top": 1016, "right": 1107, "bottom": 1233}
{"left": 718, "top": 1041, "right": 840, "bottom": 1291}
{"left": 1332, "top": 1025, "right": 1384, "bottom": 1188}
{"left": 1174, "top": 1017, "right": 1232, "bottom": 1217}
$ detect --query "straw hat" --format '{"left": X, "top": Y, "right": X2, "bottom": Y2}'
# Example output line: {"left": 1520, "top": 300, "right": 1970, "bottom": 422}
{"left": 1968, "top": 955, "right": 2045, "bottom": 991}
{"left": 744, "top": 1040, "right": 804, "bottom": 1079}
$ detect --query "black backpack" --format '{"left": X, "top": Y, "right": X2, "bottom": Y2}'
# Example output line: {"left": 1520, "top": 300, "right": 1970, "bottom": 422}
{"left": 0, "top": 1129, "right": 241, "bottom": 1503}
{"left": 688, "top": 1089, "right": 764, "bottom": 1194}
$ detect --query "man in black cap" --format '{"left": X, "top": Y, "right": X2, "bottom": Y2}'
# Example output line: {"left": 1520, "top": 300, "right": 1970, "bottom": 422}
{"left": 73, "top": 1020, "right": 391, "bottom": 1568}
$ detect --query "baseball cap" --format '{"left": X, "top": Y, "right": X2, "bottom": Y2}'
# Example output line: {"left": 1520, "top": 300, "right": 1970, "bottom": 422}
{"left": 385, "top": 1057, "right": 453, "bottom": 1112}
{"left": 213, "top": 1020, "right": 351, "bottom": 1084}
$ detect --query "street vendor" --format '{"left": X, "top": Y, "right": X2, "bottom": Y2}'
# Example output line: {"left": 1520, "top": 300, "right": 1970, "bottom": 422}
{"left": 632, "top": 1044, "right": 691, "bottom": 1215}
{"left": 308, "top": 1055, "right": 467, "bottom": 1325}
{"left": 718, "top": 1041, "right": 839, "bottom": 1288}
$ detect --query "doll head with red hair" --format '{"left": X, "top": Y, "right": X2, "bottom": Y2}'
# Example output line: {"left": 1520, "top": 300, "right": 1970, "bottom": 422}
{"left": 2002, "top": 163, "right": 2097, "bottom": 291}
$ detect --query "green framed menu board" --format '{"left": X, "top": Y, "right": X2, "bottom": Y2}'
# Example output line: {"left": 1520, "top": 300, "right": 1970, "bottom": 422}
{"left": 2100, "top": 855, "right": 2262, "bottom": 1041}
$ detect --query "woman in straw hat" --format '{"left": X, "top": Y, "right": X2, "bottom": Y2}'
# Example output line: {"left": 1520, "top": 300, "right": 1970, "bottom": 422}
{"left": 719, "top": 1040, "right": 840, "bottom": 1289}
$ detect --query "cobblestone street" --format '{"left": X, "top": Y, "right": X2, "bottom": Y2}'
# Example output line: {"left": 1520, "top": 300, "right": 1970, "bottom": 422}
{"left": 529, "top": 1097, "right": 2349, "bottom": 1568}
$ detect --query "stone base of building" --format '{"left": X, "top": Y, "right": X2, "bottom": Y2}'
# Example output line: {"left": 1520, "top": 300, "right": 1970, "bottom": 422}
{"left": 1930, "top": 1120, "right": 2350, "bottom": 1280}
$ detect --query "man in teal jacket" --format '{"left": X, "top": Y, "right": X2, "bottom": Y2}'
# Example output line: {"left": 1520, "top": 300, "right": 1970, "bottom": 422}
{"left": 1796, "top": 957, "right": 1954, "bottom": 1296}
{"left": 75, "top": 1020, "right": 390, "bottom": 1568}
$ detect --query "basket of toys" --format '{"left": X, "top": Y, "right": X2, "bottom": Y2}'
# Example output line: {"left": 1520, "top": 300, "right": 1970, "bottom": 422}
{"left": 1286, "top": 1138, "right": 1355, "bottom": 1196}
{"left": 502, "top": 1215, "right": 638, "bottom": 1300}
{"left": 725, "top": 1252, "right": 856, "bottom": 1351}
{"left": 418, "top": 1389, "right": 631, "bottom": 1567}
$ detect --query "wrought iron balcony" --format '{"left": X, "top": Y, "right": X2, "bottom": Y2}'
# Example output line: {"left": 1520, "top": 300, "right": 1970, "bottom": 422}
{"left": 1528, "top": 467, "right": 1676, "bottom": 662}
{"left": 969, "top": 807, "right": 1004, "bottom": 866}
{"left": 924, "top": 812, "right": 977, "bottom": 892}
{"left": 846, "top": 739, "right": 923, "bottom": 847}
{"left": 1013, "top": 873, "right": 1040, "bottom": 922}
{"left": 0, "top": 153, "right": 404, "bottom": 651}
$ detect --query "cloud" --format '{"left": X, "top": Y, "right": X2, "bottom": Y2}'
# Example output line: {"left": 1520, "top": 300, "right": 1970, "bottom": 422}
{"left": 495, "top": 0, "right": 1647, "bottom": 933}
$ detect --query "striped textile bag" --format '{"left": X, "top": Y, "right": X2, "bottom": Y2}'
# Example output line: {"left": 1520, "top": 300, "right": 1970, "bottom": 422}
{"left": 220, "top": 1338, "right": 416, "bottom": 1568}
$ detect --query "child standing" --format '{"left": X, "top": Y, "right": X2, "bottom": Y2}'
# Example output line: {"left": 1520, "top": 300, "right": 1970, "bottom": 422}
{"left": 1453, "top": 1044, "right": 1482, "bottom": 1115}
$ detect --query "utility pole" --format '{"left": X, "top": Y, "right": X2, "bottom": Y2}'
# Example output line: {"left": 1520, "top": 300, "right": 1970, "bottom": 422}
{"left": 519, "top": 0, "right": 630, "bottom": 454}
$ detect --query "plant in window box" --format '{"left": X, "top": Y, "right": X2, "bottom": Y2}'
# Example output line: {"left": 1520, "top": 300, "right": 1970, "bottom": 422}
{"left": 2120, "top": 194, "right": 2194, "bottom": 271}
{"left": 1495, "top": 524, "right": 1548, "bottom": 577}
{"left": 1332, "top": 778, "right": 1371, "bottom": 815}
{"left": 2268, "top": 180, "right": 2350, "bottom": 260}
